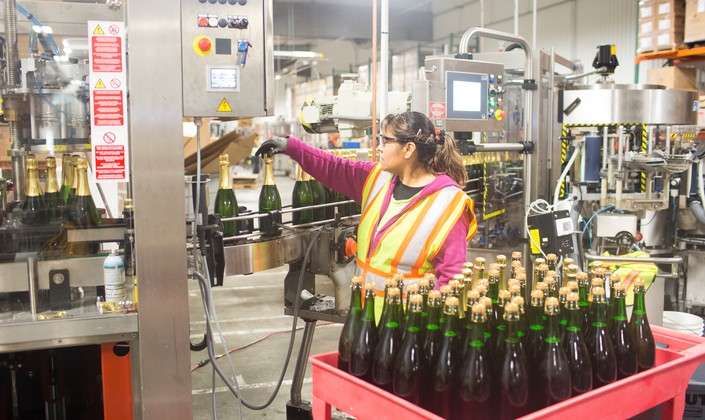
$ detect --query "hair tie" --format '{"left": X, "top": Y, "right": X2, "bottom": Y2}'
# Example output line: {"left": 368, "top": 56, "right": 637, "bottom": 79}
{"left": 434, "top": 128, "right": 446, "bottom": 145}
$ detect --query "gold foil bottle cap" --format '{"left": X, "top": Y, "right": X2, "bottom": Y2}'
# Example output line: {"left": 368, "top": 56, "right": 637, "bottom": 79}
{"left": 531, "top": 289, "right": 545, "bottom": 299}
{"left": 439, "top": 285, "right": 452, "bottom": 295}
{"left": 351, "top": 276, "right": 363, "bottom": 284}
{"left": 428, "top": 290, "right": 442, "bottom": 300}
{"left": 496, "top": 254, "right": 507, "bottom": 264}
{"left": 76, "top": 157, "right": 88, "bottom": 170}
{"left": 124, "top": 198, "right": 133, "bottom": 210}
{"left": 512, "top": 251, "right": 522, "bottom": 260}
{"left": 471, "top": 303, "right": 486, "bottom": 315}
{"left": 219, "top": 154, "right": 230, "bottom": 165}
{"left": 567, "top": 292, "right": 579, "bottom": 302}
{"left": 26, "top": 157, "right": 38, "bottom": 170}
{"left": 364, "top": 282, "right": 376, "bottom": 291}
{"left": 504, "top": 302, "right": 519, "bottom": 314}
{"left": 387, "top": 287, "right": 400, "bottom": 298}
{"left": 46, "top": 156, "right": 56, "bottom": 168}
{"left": 444, "top": 297, "right": 460, "bottom": 308}
{"left": 407, "top": 283, "right": 420, "bottom": 294}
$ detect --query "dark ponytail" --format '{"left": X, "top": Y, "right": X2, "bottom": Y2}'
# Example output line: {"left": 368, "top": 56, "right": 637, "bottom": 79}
{"left": 381, "top": 111, "right": 468, "bottom": 186}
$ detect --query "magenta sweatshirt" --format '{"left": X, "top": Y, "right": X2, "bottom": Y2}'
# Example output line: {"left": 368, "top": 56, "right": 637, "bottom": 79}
{"left": 285, "top": 137, "right": 472, "bottom": 288}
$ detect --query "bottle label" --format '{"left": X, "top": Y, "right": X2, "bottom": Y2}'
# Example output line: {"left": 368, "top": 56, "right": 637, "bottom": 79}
{"left": 104, "top": 267, "right": 126, "bottom": 302}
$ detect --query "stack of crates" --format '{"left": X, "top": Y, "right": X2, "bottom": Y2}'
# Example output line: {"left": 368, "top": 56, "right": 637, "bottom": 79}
{"left": 639, "top": 0, "right": 686, "bottom": 53}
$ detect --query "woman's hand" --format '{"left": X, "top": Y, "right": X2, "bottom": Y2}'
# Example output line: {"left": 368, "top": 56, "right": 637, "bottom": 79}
{"left": 255, "top": 136, "right": 289, "bottom": 157}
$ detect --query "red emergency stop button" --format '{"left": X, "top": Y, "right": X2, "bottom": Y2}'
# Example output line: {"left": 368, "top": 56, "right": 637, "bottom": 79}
{"left": 198, "top": 37, "right": 211, "bottom": 52}
{"left": 192, "top": 35, "right": 213, "bottom": 56}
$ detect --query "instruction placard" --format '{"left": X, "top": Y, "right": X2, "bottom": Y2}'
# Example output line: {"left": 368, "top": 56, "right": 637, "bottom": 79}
{"left": 89, "top": 20, "right": 129, "bottom": 183}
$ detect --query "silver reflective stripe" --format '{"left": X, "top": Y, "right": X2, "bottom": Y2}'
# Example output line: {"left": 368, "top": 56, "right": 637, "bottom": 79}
{"left": 363, "top": 170, "right": 392, "bottom": 210}
{"left": 387, "top": 187, "right": 462, "bottom": 273}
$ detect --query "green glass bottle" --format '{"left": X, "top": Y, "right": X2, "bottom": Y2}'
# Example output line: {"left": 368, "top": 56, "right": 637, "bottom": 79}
{"left": 535, "top": 297, "right": 572, "bottom": 409}
{"left": 487, "top": 269, "right": 500, "bottom": 309}
{"left": 480, "top": 296, "right": 495, "bottom": 346}
{"left": 381, "top": 277, "right": 395, "bottom": 323}
{"left": 512, "top": 296, "right": 527, "bottom": 341}
{"left": 372, "top": 287, "right": 402, "bottom": 392}
{"left": 308, "top": 175, "right": 326, "bottom": 221}
{"left": 21, "top": 157, "right": 48, "bottom": 226}
{"left": 563, "top": 292, "right": 593, "bottom": 396}
{"left": 516, "top": 272, "right": 527, "bottom": 301}
{"left": 586, "top": 287, "right": 617, "bottom": 388}
{"left": 496, "top": 255, "right": 508, "bottom": 290}
{"left": 44, "top": 156, "right": 61, "bottom": 222}
{"left": 492, "top": 290, "right": 512, "bottom": 356}
{"left": 630, "top": 278, "right": 656, "bottom": 372}
{"left": 461, "top": 267, "right": 474, "bottom": 316}
{"left": 393, "top": 294, "right": 427, "bottom": 405}
{"left": 258, "top": 155, "right": 282, "bottom": 236}
{"left": 609, "top": 282, "right": 638, "bottom": 379}
{"left": 449, "top": 276, "right": 465, "bottom": 320}
{"left": 473, "top": 257, "right": 486, "bottom": 289}
{"left": 545, "top": 275, "right": 558, "bottom": 299}
{"left": 558, "top": 286, "right": 570, "bottom": 337}
{"left": 428, "top": 297, "right": 462, "bottom": 418}
{"left": 526, "top": 289, "right": 545, "bottom": 406}
{"left": 454, "top": 302, "right": 492, "bottom": 420}
{"left": 59, "top": 153, "right": 73, "bottom": 205}
{"left": 418, "top": 278, "right": 431, "bottom": 342}
{"left": 547, "top": 253, "right": 558, "bottom": 275}
{"left": 66, "top": 154, "right": 80, "bottom": 207}
{"left": 499, "top": 302, "right": 530, "bottom": 420}
{"left": 338, "top": 276, "right": 363, "bottom": 372}
{"left": 577, "top": 272, "right": 590, "bottom": 330}
{"left": 71, "top": 157, "right": 101, "bottom": 227}
{"left": 350, "top": 282, "right": 378, "bottom": 382}
{"left": 214, "top": 154, "right": 239, "bottom": 236}
{"left": 424, "top": 272, "right": 437, "bottom": 291}
{"left": 292, "top": 165, "right": 314, "bottom": 225}
{"left": 462, "top": 289, "right": 482, "bottom": 356}
{"left": 607, "top": 273, "right": 623, "bottom": 332}
{"left": 423, "top": 290, "right": 443, "bottom": 368}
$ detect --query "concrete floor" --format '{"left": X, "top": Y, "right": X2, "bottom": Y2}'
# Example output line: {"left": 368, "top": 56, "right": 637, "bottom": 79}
{"left": 189, "top": 164, "right": 347, "bottom": 419}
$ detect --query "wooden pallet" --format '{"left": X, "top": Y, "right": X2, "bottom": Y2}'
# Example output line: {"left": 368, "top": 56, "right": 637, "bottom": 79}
{"left": 232, "top": 174, "right": 257, "bottom": 189}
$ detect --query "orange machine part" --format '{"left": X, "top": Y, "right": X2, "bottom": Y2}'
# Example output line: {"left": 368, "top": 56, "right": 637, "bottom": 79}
{"left": 101, "top": 342, "right": 133, "bottom": 420}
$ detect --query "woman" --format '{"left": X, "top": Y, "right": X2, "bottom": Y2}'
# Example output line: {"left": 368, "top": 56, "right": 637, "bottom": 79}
{"left": 256, "top": 111, "right": 476, "bottom": 292}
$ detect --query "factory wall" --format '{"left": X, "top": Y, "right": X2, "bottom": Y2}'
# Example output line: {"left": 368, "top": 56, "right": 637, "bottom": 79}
{"left": 431, "top": 0, "right": 643, "bottom": 84}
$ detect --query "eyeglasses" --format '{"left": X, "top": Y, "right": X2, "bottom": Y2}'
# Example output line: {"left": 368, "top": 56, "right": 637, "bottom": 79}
{"left": 378, "top": 134, "right": 410, "bottom": 146}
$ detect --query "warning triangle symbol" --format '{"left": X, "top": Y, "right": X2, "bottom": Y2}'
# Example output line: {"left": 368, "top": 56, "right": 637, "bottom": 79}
{"left": 93, "top": 25, "right": 104, "bottom": 35}
{"left": 94, "top": 79, "right": 106, "bottom": 89}
{"left": 217, "top": 98, "right": 232, "bottom": 112}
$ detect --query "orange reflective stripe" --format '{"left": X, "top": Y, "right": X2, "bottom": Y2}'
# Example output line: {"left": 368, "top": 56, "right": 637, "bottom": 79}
{"left": 465, "top": 198, "right": 477, "bottom": 240}
{"left": 360, "top": 184, "right": 386, "bottom": 225}
{"left": 392, "top": 194, "right": 439, "bottom": 269}
{"left": 357, "top": 258, "right": 424, "bottom": 280}
{"left": 414, "top": 192, "right": 466, "bottom": 268}
{"left": 428, "top": 196, "right": 472, "bottom": 261}
{"left": 361, "top": 164, "right": 383, "bottom": 205}
{"left": 624, "top": 271, "right": 641, "bottom": 290}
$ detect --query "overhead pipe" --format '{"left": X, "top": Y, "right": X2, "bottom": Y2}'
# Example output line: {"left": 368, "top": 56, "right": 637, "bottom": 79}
{"left": 5, "top": 0, "right": 24, "bottom": 203}
{"left": 380, "top": 0, "right": 389, "bottom": 121}
{"left": 370, "top": 0, "right": 379, "bottom": 160}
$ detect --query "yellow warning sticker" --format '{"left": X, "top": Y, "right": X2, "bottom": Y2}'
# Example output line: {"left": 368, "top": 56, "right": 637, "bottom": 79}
{"left": 93, "top": 25, "right": 104, "bottom": 35}
{"left": 94, "top": 79, "right": 106, "bottom": 89}
{"left": 217, "top": 98, "right": 232, "bottom": 112}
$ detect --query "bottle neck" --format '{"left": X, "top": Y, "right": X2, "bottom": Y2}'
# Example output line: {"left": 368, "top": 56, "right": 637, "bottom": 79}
{"left": 566, "top": 305, "right": 582, "bottom": 331}
{"left": 350, "top": 284, "right": 362, "bottom": 311}
{"left": 382, "top": 298, "right": 401, "bottom": 327}
{"left": 296, "top": 166, "right": 306, "bottom": 182}
{"left": 529, "top": 303, "right": 544, "bottom": 329}
{"left": 578, "top": 281, "right": 589, "bottom": 304}
{"left": 362, "top": 291, "right": 375, "bottom": 322}
{"left": 504, "top": 316, "right": 520, "bottom": 342}
{"left": 426, "top": 304, "right": 442, "bottom": 330}
{"left": 591, "top": 300, "right": 608, "bottom": 327}
{"left": 26, "top": 168, "right": 42, "bottom": 197}
{"left": 46, "top": 166, "right": 59, "bottom": 193}
{"left": 488, "top": 278, "right": 499, "bottom": 302}
{"left": 71, "top": 160, "right": 79, "bottom": 189}
{"left": 545, "top": 313, "right": 561, "bottom": 340}
{"left": 76, "top": 166, "right": 91, "bottom": 197}
{"left": 218, "top": 164, "right": 231, "bottom": 190}
{"left": 442, "top": 308, "right": 459, "bottom": 337}
{"left": 61, "top": 157, "right": 72, "bottom": 187}
{"left": 614, "top": 295, "right": 628, "bottom": 321}
{"left": 263, "top": 158, "right": 276, "bottom": 186}
{"left": 468, "top": 315, "right": 487, "bottom": 347}
{"left": 632, "top": 287, "right": 648, "bottom": 322}
{"left": 406, "top": 308, "right": 422, "bottom": 333}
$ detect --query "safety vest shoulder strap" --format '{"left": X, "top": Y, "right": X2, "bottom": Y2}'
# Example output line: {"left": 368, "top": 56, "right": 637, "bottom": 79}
{"left": 361, "top": 164, "right": 391, "bottom": 208}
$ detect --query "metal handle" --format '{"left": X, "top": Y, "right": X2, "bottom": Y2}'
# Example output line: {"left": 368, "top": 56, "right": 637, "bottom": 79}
{"left": 584, "top": 254, "right": 682, "bottom": 279}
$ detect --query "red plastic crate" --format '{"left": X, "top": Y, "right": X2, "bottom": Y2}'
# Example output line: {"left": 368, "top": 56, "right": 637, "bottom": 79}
{"left": 310, "top": 326, "right": 705, "bottom": 420}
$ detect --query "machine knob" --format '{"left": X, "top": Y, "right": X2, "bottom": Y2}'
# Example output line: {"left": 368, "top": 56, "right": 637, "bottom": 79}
{"left": 218, "top": 18, "right": 228, "bottom": 28}
{"left": 489, "top": 110, "right": 495, "bottom": 118}
{"left": 208, "top": 0, "right": 217, "bottom": 3}
{"left": 199, "top": 0, "right": 207, "bottom": 3}
{"left": 218, "top": 0, "right": 227, "bottom": 3}
{"left": 489, "top": 88, "right": 496, "bottom": 95}
{"left": 489, "top": 75, "right": 495, "bottom": 83}
{"left": 198, "top": 37, "right": 212, "bottom": 53}
{"left": 345, "top": 237, "right": 358, "bottom": 259}
{"left": 198, "top": 17, "right": 209, "bottom": 27}
{"left": 494, "top": 110, "right": 505, "bottom": 121}
{"left": 238, "top": 0, "right": 248, "bottom": 4}
{"left": 228, "top": 0, "right": 237, "bottom": 3}
{"left": 208, "top": 16, "right": 218, "bottom": 27}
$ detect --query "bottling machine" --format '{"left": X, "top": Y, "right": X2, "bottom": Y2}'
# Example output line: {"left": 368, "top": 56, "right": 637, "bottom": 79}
{"left": 1, "top": 1, "right": 704, "bottom": 419}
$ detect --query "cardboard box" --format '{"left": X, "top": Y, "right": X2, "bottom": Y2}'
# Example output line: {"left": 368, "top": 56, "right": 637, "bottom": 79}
{"left": 639, "top": 34, "right": 655, "bottom": 52}
{"left": 658, "top": 0, "right": 686, "bottom": 15}
{"left": 685, "top": 0, "right": 705, "bottom": 42}
{"left": 647, "top": 66, "right": 698, "bottom": 90}
{"left": 641, "top": 0, "right": 655, "bottom": 19}
{"left": 653, "top": 28, "right": 685, "bottom": 49}
{"left": 656, "top": 13, "right": 685, "bottom": 31}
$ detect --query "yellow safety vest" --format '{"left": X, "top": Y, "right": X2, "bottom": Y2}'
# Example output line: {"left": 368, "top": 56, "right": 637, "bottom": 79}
{"left": 356, "top": 164, "right": 476, "bottom": 293}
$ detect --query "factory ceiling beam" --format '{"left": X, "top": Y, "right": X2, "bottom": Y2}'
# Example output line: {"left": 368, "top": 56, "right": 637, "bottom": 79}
{"left": 272, "top": 2, "right": 433, "bottom": 42}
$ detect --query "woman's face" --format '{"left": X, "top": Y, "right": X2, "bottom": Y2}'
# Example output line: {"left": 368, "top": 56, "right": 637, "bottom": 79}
{"left": 377, "top": 128, "right": 414, "bottom": 174}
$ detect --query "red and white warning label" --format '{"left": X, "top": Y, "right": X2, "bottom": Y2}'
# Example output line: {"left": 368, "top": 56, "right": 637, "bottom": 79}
{"left": 429, "top": 101, "right": 447, "bottom": 120}
{"left": 89, "top": 20, "right": 128, "bottom": 182}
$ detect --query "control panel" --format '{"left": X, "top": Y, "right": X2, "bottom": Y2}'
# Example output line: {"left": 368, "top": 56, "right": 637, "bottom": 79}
{"left": 181, "top": 0, "right": 273, "bottom": 117}
{"left": 413, "top": 56, "right": 505, "bottom": 133}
